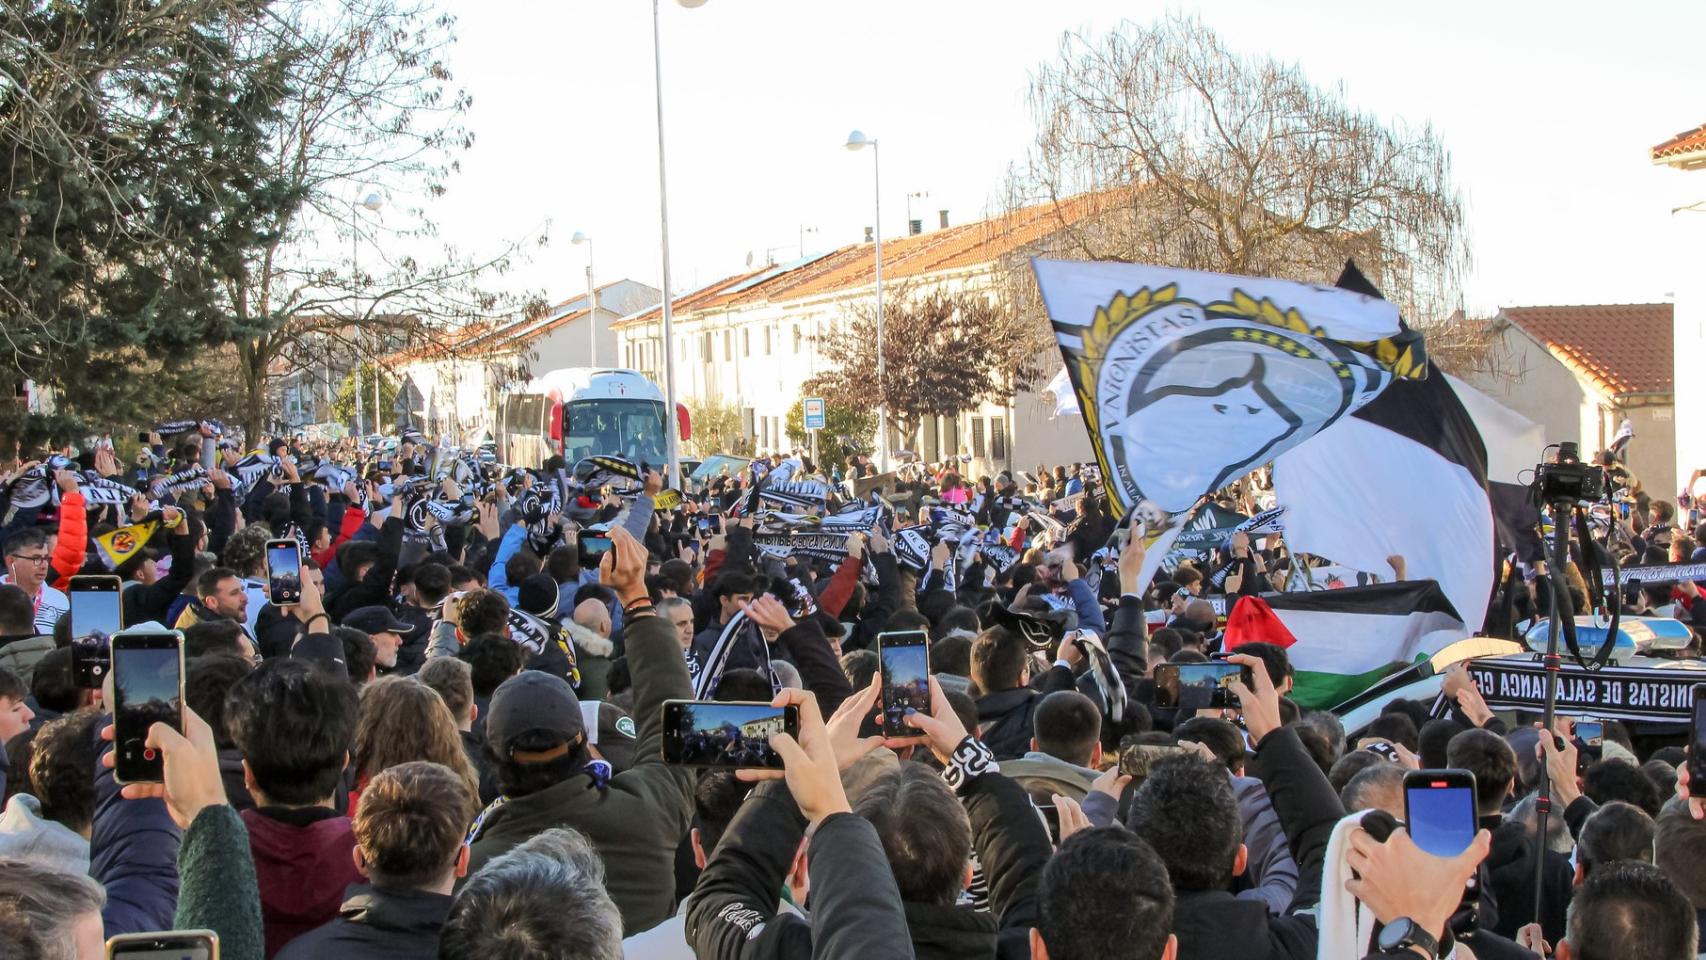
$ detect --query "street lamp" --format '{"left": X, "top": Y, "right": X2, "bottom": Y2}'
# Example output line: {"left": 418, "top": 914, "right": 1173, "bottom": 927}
{"left": 651, "top": 0, "right": 705, "bottom": 488}
{"left": 571, "top": 231, "right": 598, "bottom": 368}
{"left": 352, "top": 191, "right": 385, "bottom": 437}
{"left": 845, "top": 129, "right": 887, "bottom": 472}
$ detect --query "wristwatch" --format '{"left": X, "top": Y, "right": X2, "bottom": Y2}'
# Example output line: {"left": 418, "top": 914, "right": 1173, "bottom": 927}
{"left": 1377, "top": 918, "right": 1440, "bottom": 957}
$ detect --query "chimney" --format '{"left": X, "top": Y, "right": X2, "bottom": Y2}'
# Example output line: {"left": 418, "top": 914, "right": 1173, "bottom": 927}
{"left": 864, "top": 226, "right": 874, "bottom": 243}
{"left": 939, "top": 210, "right": 950, "bottom": 229}
{"left": 908, "top": 219, "right": 922, "bottom": 236}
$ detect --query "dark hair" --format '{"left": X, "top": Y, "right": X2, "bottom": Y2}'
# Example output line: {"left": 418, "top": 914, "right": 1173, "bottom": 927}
{"left": 545, "top": 546, "right": 580, "bottom": 586}
{"left": 1419, "top": 717, "right": 1465, "bottom": 770}
{"left": 335, "top": 626, "right": 377, "bottom": 684}
{"left": 1645, "top": 759, "right": 1680, "bottom": 801}
{"left": 930, "top": 634, "right": 972, "bottom": 678}
{"left": 1292, "top": 721, "right": 1333, "bottom": 775}
{"left": 504, "top": 550, "right": 541, "bottom": 591}
{"left": 854, "top": 764, "right": 972, "bottom": 906}
{"left": 1364, "top": 712, "right": 1421, "bottom": 753}
{"left": 447, "top": 563, "right": 480, "bottom": 587}
{"left": 1583, "top": 758, "right": 1662, "bottom": 819}
{"left": 1126, "top": 756, "right": 1240, "bottom": 892}
{"left": 885, "top": 609, "right": 930, "bottom": 634}
{"left": 487, "top": 730, "right": 584, "bottom": 800}
{"left": 185, "top": 653, "right": 254, "bottom": 749}
{"left": 712, "top": 669, "right": 772, "bottom": 703}
{"left": 1233, "top": 641, "right": 1292, "bottom": 688}
{"left": 694, "top": 772, "right": 753, "bottom": 855}
{"left": 337, "top": 541, "right": 381, "bottom": 583}
{"left": 0, "top": 586, "right": 34, "bottom": 635}
{"left": 1656, "top": 804, "right": 1706, "bottom": 908}
{"left": 459, "top": 590, "right": 510, "bottom": 639}
{"left": 438, "top": 828, "right": 621, "bottom": 960}
{"left": 27, "top": 648, "right": 78, "bottom": 714}
{"left": 355, "top": 761, "right": 476, "bottom": 888}
{"left": 2, "top": 527, "right": 50, "bottom": 558}
{"left": 708, "top": 570, "right": 759, "bottom": 603}
{"left": 1173, "top": 717, "right": 1245, "bottom": 775}
{"left": 27, "top": 708, "right": 102, "bottom": 833}
{"left": 1328, "top": 750, "right": 1383, "bottom": 795}
{"left": 930, "top": 606, "right": 981, "bottom": 642}
{"left": 944, "top": 688, "right": 979, "bottom": 738}
{"left": 1033, "top": 691, "right": 1101, "bottom": 767}
{"left": 1038, "top": 828, "right": 1174, "bottom": 960}
{"left": 970, "top": 625, "right": 1027, "bottom": 693}
{"left": 196, "top": 566, "right": 239, "bottom": 599}
{"left": 1578, "top": 800, "right": 1656, "bottom": 876}
{"left": 225, "top": 658, "right": 359, "bottom": 806}
{"left": 0, "top": 666, "right": 24, "bottom": 703}
{"left": 1564, "top": 860, "right": 1696, "bottom": 960}
{"left": 1379, "top": 697, "right": 1432, "bottom": 733}
{"left": 412, "top": 563, "right": 452, "bottom": 606}
{"left": 1445, "top": 728, "right": 1517, "bottom": 816}
{"left": 1148, "top": 627, "right": 1185, "bottom": 660}
{"left": 839, "top": 649, "right": 878, "bottom": 691}
{"left": 183, "top": 619, "right": 246, "bottom": 659}
{"left": 460, "top": 632, "right": 526, "bottom": 698}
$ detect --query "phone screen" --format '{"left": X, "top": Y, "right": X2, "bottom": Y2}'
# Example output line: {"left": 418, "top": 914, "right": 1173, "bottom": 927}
{"left": 112, "top": 633, "right": 184, "bottom": 783}
{"left": 664, "top": 700, "right": 798, "bottom": 768}
{"left": 582, "top": 534, "right": 614, "bottom": 557}
{"left": 108, "top": 934, "right": 216, "bottom": 960}
{"left": 1574, "top": 720, "right": 1604, "bottom": 747}
{"left": 70, "top": 580, "right": 123, "bottom": 688}
{"left": 1154, "top": 662, "right": 1251, "bottom": 710}
{"left": 878, "top": 631, "right": 931, "bottom": 738}
{"left": 1405, "top": 771, "right": 1479, "bottom": 857}
{"left": 1119, "top": 743, "right": 1191, "bottom": 779}
{"left": 1690, "top": 685, "right": 1706, "bottom": 798}
{"left": 266, "top": 540, "right": 302, "bottom": 606}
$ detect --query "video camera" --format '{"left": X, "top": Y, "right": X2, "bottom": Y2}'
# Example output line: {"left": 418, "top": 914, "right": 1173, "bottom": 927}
{"left": 1533, "top": 441, "right": 1605, "bottom": 506}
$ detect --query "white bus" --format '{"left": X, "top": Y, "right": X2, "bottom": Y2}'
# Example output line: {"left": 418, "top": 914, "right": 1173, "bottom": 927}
{"left": 496, "top": 368, "right": 688, "bottom": 468}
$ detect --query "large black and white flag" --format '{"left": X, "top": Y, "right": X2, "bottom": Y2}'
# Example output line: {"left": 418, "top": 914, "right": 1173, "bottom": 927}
{"left": 1034, "top": 258, "right": 1425, "bottom": 589}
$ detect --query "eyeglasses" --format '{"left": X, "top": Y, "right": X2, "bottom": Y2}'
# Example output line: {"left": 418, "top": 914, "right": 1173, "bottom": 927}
{"left": 7, "top": 554, "right": 51, "bottom": 565}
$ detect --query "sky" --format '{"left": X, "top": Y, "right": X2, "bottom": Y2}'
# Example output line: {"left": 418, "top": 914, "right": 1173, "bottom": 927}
{"left": 420, "top": 0, "right": 1706, "bottom": 318}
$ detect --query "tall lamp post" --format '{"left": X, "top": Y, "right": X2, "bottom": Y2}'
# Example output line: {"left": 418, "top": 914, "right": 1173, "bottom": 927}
{"left": 351, "top": 190, "right": 384, "bottom": 437}
{"left": 651, "top": 0, "right": 706, "bottom": 489}
{"left": 571, "top": 231, "right": 598, "bottom": 367}
{"left": 845, "top": 130, "right": 886, "bottom": 472}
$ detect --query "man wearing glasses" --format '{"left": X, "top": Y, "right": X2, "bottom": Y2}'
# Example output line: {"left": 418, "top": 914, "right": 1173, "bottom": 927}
{"left": 1, "top": 469, "right": 85, "bottom": 634}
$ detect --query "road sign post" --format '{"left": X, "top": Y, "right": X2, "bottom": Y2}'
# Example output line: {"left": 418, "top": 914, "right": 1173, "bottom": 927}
{"left": 804, "top": 397, "right": 825, "bottom": 471}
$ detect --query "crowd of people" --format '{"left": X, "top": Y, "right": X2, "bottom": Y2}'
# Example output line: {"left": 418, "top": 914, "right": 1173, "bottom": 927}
{"left": 0, "top": 424, "right": 1703, "bottom": 960}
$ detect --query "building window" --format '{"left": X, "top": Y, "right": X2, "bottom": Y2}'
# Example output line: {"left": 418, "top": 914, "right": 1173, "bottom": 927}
{"left": 971, "top": 418, "right": 986, "bottom": 458}
{"left": 701, "top": 332, "right": 712, "bottom": 361}
{"left": 792, "top": 325, "right": 802, "bottom": 353}
{"left": 742, "top": 328, "right": 750, "bottom": 357}
{"left": 991, "top": 417, "right": 1006, "bottom": 461}
{"left": 724, "top": 330, "right": 732, "bottom": 361}
{"left": 763, "top": 326, "right": 772, "bottom": 355}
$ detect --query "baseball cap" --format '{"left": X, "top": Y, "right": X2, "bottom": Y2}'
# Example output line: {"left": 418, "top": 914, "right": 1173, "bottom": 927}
{"left": 485, "top": 671, "right": 585, "bottom": 760}
{"left": 290, "top": 632, "right": 348, "bottom": 680}
{"left": 344, "top": 605, "right": 414, "bottom": 637}
{"left": 579, "top": 700, "right": 638, "bottom": 772}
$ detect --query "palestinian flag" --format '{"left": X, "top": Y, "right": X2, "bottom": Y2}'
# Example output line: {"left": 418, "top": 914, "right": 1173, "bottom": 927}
{"left": 1225, "top": 582, "right": 1468, "bottom": 709}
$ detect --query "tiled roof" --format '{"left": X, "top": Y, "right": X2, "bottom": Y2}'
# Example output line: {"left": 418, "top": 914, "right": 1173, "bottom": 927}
{"left": 1500, "top": 303, "right": 1674, "bottom": 397}
{"left": 1652, "top": 124, "right": 1706, "bottom": 164}
{"left": 389, "top": 281, "right": 628, "bottom": 365}
{"left": 613, "top": 190, "right": 1121, "bottom": 329}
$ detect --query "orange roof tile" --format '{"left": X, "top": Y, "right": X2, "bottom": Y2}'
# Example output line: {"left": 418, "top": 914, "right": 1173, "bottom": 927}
{"left": 613, "top": 191, "right": 1122, "bottom": 329}
{"left": 1653, "top": 124, "right": 1706, "bottom": 164}
{"left": 1501, "top": 303, "right": 1673, "bottom": 397}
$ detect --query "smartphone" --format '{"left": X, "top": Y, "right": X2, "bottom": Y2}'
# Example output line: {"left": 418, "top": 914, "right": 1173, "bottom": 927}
{"left": 1690, "top": 684, "right": 1706, "bottom": 798}
{"left": 1403, "top": 768, "right": 1479, "bottom": 857}
{"left": 878, "top": 630, "right": 931, "bottom": 738}
{"left": 581, "top": 533, "right": 614, "bottom": 557}
{"left": 136, "top": 432, "right": 152, "bottom": 444}
{"left": 69, "top": 575, "right": 123, "bottom": 688}
{"left": 1573, "top": 719, "right": 1604, "bottom": 748}
{"left": 1153, "top": 662, "right": 1253, "bottom": 710}
{"left": 107, "top": 930, "right": 219, "bottom": 960}
{"left": 265, "top": 539, "right": 302, "bottom": 606}
{"left": 1119, "top": 743, "right": 1191, "bottom": 780}
{"left": 661, "top": 700, "right": 800, "bottom": 768}
{"left": 111, "top": 631, "right": 186, "bottom": 784}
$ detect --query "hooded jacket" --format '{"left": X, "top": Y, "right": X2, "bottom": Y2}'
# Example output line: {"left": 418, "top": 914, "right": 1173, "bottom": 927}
{"left": 0, "top": 633, "right": 54, "bottom": 686}
{"left": 564, "top": 618, "right": 615, "bottom": 701}
{"left": 275, "top": 884, "right": 453, "bottom": 960}
{"left": 465, "top": 612, "right": 695, "bottom": 935}
{"left": 0, "top": 793, "right": 89, "bottom": 873}
{"left": 973, "top": 664, "right": 1077, "bottom": 761}
{"left": 241, "top": 806, "right": 361, "bottom": 958}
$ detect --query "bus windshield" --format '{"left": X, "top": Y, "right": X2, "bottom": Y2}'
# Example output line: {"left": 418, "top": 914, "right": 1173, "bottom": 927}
{"left": 565, "top": 398, "right": 668, "bottom": 468}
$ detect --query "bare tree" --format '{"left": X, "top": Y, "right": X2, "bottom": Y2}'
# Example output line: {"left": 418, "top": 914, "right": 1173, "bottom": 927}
{"left": 1007, "top": 13, "right": 1473, "bottom": 365}
{"left": 223, "top": 0, "right": 548, "bottom": 438}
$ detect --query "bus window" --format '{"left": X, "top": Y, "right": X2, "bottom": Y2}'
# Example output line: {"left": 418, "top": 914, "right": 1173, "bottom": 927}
{"left": 564, "top": 399, "right": 668, "bottom": 467}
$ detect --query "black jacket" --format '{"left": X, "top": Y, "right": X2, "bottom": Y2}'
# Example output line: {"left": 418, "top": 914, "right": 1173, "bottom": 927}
{"left": 122, "top": 526, "right": 197, "bottom": 627}
{"left": 974, "top": 665, "right": 1076, "bottom": 761}
{"left": 275, "top": 884, "right": 452, "bottom": 960}
{"left": 1483, "top": 814, "right": 1571, "bottom": 945}
{"left": 687, "top": 783, "right": 915, "bottom": 960}
{"left": 1172, "top": 726, "right": 1343, "bottom": 960}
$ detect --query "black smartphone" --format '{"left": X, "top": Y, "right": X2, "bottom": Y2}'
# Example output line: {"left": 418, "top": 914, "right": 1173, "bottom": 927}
{"left": 1690, "top": 684, "right": 1706, "bottom": 798}
{"left": 1153, "top": 662, "right": 1253, "bottom": 710}
{"left": 661, "top": 700, "right": 800, "bottom": 768}
{"left": 1119, "top": 742, "right": 1191, "bottom": 780}
{"left": 1403, "top": 768, "right": 1479, "bottom": 857}
{"left": 1573, "top": 719, "right": 1604, "bottom": 747}
{"left": 136, "top": 432, "right": 152, "bottom": 444}
{"left": 581, "top": 533, "right": 613, "bottom": 557}
{"left": 265, "top": 539, "right": 302, "bottom": 606}
{"left": 69, "top": 575, "right": 123, "bottom": 689}
{"left": 107, "top": 930, "right": 219, "bottom": 960}
{"left": 878, "top": 630, "right": 931, "bottom": 737}
{"left": 111, "top": 630, "right": 185, "bottom": 784}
